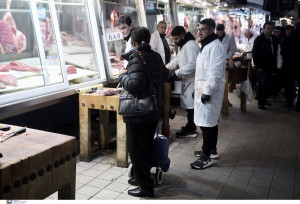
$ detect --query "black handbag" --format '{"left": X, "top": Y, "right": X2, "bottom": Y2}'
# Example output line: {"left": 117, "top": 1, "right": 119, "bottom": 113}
{"left": 118, "top": 50, "right": 158, "bottom": 116}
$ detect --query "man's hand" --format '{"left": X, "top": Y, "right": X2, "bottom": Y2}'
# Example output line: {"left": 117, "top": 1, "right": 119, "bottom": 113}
{"left": 201, "top": 94, "right": 210, "bottom": 104}
{"left": 166, "top": 71, "right": 178, "bottom": 82}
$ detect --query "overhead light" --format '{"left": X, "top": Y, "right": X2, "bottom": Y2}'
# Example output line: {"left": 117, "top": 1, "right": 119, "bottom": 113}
{"left": 224, "top": 3, "right": 228, "bottom": 7}
{"left": 213, "top": 8, "right": 217, "bottom": 12}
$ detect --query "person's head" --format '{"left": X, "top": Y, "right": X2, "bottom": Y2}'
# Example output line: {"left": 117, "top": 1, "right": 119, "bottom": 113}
{"left": 157, "top": 21, "right": 167, "bottom": 35}
{"left": 286, "top": 25, "right": 294, "bottom": 36}
{"left": 263, "top": 22, "right": 274, "bottom": 38}
{"left": 117, "top": 15, "right": 134, "bottom": 38}
{"left": 272, "top": 26, "right": 281, "bottom": 38}
{"left": 198, "top": 18, "right": 215, "bottom": 41}
{"left": 281, "top": 19, "right": 287, "bottom": 28}
{"left": 216, "top": 24, "right": 225, "bottom": 38}
{"left": 130, "top": 27, "right": 151, "bottom": 49}
{"left": 243, "top": 29, "right": 252, "bottom": 39}
{"left": 295, "top": 20, "right": 300, "bottom": 30}
{"left": 171, "top": 26, "right": 186, "bottom": 45}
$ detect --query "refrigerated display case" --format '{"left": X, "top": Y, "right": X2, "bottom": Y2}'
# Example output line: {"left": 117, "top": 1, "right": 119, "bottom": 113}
{"left": 95, "top": 0, "right": 147, "bottom": 82}
{"left": 0, "top": 0, "right": 108, "bottom": 108}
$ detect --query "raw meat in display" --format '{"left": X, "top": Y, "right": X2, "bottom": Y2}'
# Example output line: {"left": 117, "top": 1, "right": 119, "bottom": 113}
{"left": 71, "top": 40, "right": 89, "bottom": 47}
{"left": 66, "top": 65, "right": 77, "bottom": 74}
{"left": 115, "top": 56, "right": 123, "bottom": 61}
{"left": 60, "top": 31, "right": 75, "bottom": 45}
{"left": 110, "top": 56, "right": 123, "bottom": 63}
{"left": 0, "top": 65, "right": 9, "bottom": 72}
{"left": 97, "top": 88, "right": 122, "bottom": 96}
{"left": 110, "top": 10, "right": 118, "bottom": 28}
{"left": 7, "top": 62, "right": 41, "bottom": 73}
{"left": 39, "top": 17, "right": 53, "bottom": 51}
{"left": 0, "top": 82, "right": 5, "bottom": 89}
{"left": 0, "top": 0, "right": 27, "bottom": 54}
{"left": 109, "top": 52, "right": 116, "bottom": 56}
{"left": 111, "top": 61, "right": 124, "bottom": 70}
{"left": 0, "top": 74, "right": 18, "bottom": 86}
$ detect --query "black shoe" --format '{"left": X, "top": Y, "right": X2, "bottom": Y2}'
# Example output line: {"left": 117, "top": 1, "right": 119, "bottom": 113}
{"left": 128, "top": 187, "right": 154, "bottom": 198}
{"left": 258, "top": 105, "right": 266, "bottom": 110}
{"left": 176, "top": 130, "right": 197, "bottom": 138}
{"left": 181, "top": 123, "right": 197, "bottom": 132}
{"left": 128, "top": 177, "right": 138, "bottom": 186}
{"left": 190, "top": 155, "right": 212, "bottom": 170}
{"left": 194, "top": 150, "right": 219, "bottom": 159}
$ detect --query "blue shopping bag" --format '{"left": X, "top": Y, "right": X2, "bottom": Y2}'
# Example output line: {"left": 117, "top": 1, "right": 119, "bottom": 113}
{"left": 152, "top": 134, "right": 170, "bottom": 172}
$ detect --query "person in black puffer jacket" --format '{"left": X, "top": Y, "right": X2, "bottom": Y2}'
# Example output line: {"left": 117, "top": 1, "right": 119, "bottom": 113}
{"left": 118, "top": 27, "right": 169, "bottom": 198}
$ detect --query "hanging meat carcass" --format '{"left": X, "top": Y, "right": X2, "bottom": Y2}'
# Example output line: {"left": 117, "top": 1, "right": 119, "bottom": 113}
{"left": 110, "top": 9, "right": 118, "bottom": 28}
{"left": 39, "top": 16, "right": 53, "bottom": 51}
{"left": 0, "top": 0, "right": 27, "bottom": 54}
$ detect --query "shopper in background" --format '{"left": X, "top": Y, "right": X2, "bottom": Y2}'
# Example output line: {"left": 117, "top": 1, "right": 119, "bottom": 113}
{"left": 118, "top": 27, "right": 169, "bottom": 197}
{"left": 117, "top": 15, "right": 134, "bottom": 68}
{"left": 216, "top": 23, "right": 237, "bottom": 107}
{"left": 281, "top": 21, "right": 300, "bottom": 111}
{"left": 279, "top": 19, "right": 288, "bottom": 40}
{"left": 190, "top": 18, "right": 226, "bottom": 169}
{"left": 252, "top": 22, "right": 279, "bottom": 110}
{"left": 149, "top": 21, "right": 171, "bottom": 65}
{"left": 285, "top": 25, "right": 294, "bottom": 37}
{"left": 166, "top": 26, "right": 200, "bottom": 138}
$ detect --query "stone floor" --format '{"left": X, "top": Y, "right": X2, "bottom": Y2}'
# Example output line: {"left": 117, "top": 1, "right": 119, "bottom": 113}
{"left": 46, "top": 90, "right": 300, "bottom": 200}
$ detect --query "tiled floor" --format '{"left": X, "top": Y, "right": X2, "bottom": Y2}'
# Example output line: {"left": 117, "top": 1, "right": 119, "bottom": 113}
{"left": 46, "top": 89, "right": 300, "bottom": 200}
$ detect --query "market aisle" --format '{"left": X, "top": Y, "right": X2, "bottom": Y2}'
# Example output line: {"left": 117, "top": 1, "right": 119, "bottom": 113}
{"left": 46, "top": 90, "right": 300, "bottom": 200}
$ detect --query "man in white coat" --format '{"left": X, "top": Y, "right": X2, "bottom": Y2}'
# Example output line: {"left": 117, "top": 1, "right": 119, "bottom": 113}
{"left": 149, "top": 21, "right": 171, "bottom": 64}
{"left": 190, "top": 18, "right": 226, "bottom": 170}
{"left": 166, "top": 26, "right": 200, "bottom": 138}
{"left": 117, "top": 15, "right": 134, "bottom": 68}
{"left": 216, "top": 23, "right": 237, "bottom": 107}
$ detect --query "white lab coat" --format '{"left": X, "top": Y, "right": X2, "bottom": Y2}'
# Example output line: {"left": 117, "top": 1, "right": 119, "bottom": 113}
{"left": 221, "top": 33, "right": 237, "bottom": 59}
{"left": 150, "top": 30, "right": 166, "bottom": 64}
{"left": 166, "top": 40, "right": 200, "bottom": 109}
{"left": 124, "top": 37, "right": 132, "bottom": 68}
{"left": 194, "top": 39, "right": 226, "bottom": 127}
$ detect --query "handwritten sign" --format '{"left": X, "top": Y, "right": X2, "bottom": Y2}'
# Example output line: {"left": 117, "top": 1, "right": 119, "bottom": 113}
{"left": 105, "top": 28, "right": 123, "bottom": 42}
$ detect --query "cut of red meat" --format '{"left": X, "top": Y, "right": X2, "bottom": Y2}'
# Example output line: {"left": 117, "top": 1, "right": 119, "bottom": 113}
{"left": 0, "top": 20, "right": 18, "bottom": 54}
{"left": 66, "top": 65, "right": 77, "bottom": 74}
{"left": 7, "top": 62, "right": 41, "bottom": 73}
{"left": 109, "top": 52, "right": 116, "bottom": 56}
{"left": 71, "top": 40, "right": 89, "bottom": 47}
{"left": 0, "top": 65, "right": 10, "bottom": 72}
{"left": 0, "top": 74, "right": 18, "bottom": 86}
{"left": 39, "top": 17, "right": 53, "bottom": 51}
{"left": 0, "top": 82, "right": 6, "bottom": 89}
{"left": 115, "top": 56, "right": 124, "bottom": 61}
{"left": 111, "top": 64, "right": 124, "bottom": 70}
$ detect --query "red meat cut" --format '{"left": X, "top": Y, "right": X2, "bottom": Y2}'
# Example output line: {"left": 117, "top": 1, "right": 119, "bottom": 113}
{"left": 0, "top": 82, "right": 6, "bottom": 89}
{"left": 0, "top": 74, "right": 18, "bottom": 86}
{"left": 7, "top": 62, "right": 41, "bottom": 72}
{"left": 0, "top": 65, "right": 10, "bottom": 72}
{"left": 66, "top": 65, "right": 77, "bottom": 74}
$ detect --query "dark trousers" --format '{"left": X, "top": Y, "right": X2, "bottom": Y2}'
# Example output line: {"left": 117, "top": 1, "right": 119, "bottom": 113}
{"left": 186, "top": 109, "right": 195, "bottom": 127}
{"left": 200, "top": 125, "right": 218, "bottom": 157}
{"left": 126, "top": 122, "right": 157, "bottom": 190}
{"left": 256, "top": 69, "right": 273, "bottom": 106}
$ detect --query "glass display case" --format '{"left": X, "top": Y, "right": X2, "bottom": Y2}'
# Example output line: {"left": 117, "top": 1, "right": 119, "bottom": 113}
{"left": 95, "top": 0, "right": 147, "bottom": 82}
{"left": 0, "top": 0, "right": 68, "bottom": 105}
{"left": 0, "top": 0, "right": 107, "bottom": 107}
{"left": 54, "top": 0, "right": 106, "bottom": 85}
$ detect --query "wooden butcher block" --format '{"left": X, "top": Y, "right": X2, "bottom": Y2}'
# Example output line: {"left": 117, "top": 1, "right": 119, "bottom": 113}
{"left": 0, "top": 124, "right": 77, "bottom": 199}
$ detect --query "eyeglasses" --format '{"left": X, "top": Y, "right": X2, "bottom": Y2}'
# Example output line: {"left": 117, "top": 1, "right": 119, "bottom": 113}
{"left": 197, "top": 27, "right": 212, "bottom": 33}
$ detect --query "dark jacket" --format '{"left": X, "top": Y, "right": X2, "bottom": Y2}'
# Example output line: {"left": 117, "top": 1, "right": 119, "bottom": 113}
{"left": 281, "top": 29, "right": 300, "bottom": 78}
{"left": 252, "top": 33, "right": 279, "bottom": 70}
{"left": 119, "top": 45, "right": 169, "bottom": 124}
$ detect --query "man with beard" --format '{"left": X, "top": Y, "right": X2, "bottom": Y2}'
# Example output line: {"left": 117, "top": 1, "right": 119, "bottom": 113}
{"left": 190, "top": 18, "right": 226, "bottom": 169}
{"left": 166, "top": 26, "right": 200, "bottom": 138}
{"left": 149, "top": 21, "right": 171, "bottom": 65}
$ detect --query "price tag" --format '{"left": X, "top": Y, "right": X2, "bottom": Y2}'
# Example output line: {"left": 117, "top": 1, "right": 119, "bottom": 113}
{"left": 37, "top": 7, "right": 46, "bottom": 20}
{"left": 105, "top": 28, "right": 123, "bottom": 42}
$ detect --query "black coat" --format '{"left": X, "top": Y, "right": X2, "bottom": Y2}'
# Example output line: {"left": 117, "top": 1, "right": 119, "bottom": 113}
{"left": 252, "top": 33, "right": 279, "bottom": 70}
{"left": 281, "top": 29, "right": 300, "bottom": 78}
{"left": 119, "top": 46, "right": 169, "bottom": 124}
